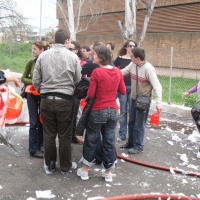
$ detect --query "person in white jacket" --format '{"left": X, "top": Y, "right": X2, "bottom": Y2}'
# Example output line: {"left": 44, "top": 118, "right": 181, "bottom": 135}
{"left": 120, "top": 47, "right": 162, "bottom": 154}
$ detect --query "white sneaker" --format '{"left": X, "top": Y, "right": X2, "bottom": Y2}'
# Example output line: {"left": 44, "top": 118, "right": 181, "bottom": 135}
{"left": 77, "top": 168, "right": 89, "bottom": 180}
{"left": 61, "top": 161, "right": 77, "bottom": 174}
{"left": 197, "top": 151, "right": 200, "bottom": 158}
{"left": 44, "top": 160, "right": 55, "bottom": 175}
{"left": 102, "top": 171, "right": 113, "bottom": 182}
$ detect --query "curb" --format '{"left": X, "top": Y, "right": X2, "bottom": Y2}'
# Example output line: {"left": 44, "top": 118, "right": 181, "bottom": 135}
{"left": 150, "top": 100, "right": 191, "bottom": 118}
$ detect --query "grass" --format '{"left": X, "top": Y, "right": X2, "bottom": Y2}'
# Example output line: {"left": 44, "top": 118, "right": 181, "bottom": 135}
{"left": 0, "top": 43, "right": 198, "bottom": 107}
{"left": 0, "top": 43, "right": 32, "bottom": 73}
{"left": 156, "top": 76, "right": 199, "bottom": 107}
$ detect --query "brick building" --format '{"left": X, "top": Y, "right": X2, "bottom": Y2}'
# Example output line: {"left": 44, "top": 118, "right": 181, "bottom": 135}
{"left": 57, "top": 0, "right": 200, "bottom": 69}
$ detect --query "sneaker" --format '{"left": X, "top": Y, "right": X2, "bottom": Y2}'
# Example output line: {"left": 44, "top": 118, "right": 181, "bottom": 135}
{"left": 102, "top": 171, "right": 113, "bottom": 182}
{"left": 77, "top": 168, "right": 89, "bottom": 180}
{"left": 120, "top": 142, "right": 133, "bottom": 149}
{"left": 128, "top": 148, "right": 144, "bottom": 154}
{"left": 30, "top": 151, "right": 44, "bottom": 158}
{"left": 44, "top": 160, "right": 56, "bottom": 175}
{"left": 197, "top": 151, "right": 200, "bottom": 158}
{"left": 115, "top": 159, "right": 118, "bottom": 165}
{"left": 117, "top": 137, "right": 126, "bottom": 142}
{"left": 117, "top": 137, "right": 122, "bottom": 142}
{"left": 61, "top": 162, "right": 77, "bottom": 174}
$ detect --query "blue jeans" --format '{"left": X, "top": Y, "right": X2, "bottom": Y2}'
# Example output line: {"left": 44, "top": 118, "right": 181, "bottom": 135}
{"left": 81, "top": 108, "right": 118, "bottom": 170}
{"left": 128, "top": 99, "right": 150, "bottom": 150}
{"left": 27, "top": 94, "right": 43, "bottom": 153}
{"left": 118, "top": 89, "right": 131, "bottom": 140}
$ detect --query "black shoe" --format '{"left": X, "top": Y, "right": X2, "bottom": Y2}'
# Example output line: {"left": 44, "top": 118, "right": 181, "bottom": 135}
{"left": 120, "top": 142, "right": 133, "bottom": 149}
{"left": 30, "top": 151, "right": 44, "bottom": 158}
{"left": 128, "top": 148, "right": 144, "bottom": 154}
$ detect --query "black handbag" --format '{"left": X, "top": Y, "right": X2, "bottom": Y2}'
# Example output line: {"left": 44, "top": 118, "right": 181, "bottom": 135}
{"left": 20, "top": 85, "right": 28, "bottom": 99}
{"left": 74, "top": 77, "right": 90, "bottom": 100}
{"left": 20, "top": 60, "right": 34, "bottom": 99}
{"left": 134, "top": 65, "right": 150, "bottom": 111}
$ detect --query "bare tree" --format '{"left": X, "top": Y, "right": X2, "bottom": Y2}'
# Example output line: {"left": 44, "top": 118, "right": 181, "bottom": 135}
{"left": 0, "top": 0, "right": 27, "bottom": 43}
{"left": 118, "top": 0, "right": 157, "bottom": 46}
{"left": 50, "top": 0, "right": 104, "bottom": 40}
{"left": 0, "top": 0, "right": 25, "bottom": 28}
{"left": 118, "top": 0, "right": 137, "bottom": 41}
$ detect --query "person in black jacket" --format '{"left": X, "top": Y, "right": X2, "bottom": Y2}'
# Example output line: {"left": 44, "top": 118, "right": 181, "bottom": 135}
{"left": 81, "top": 41, "right": 103, "bottom": 77}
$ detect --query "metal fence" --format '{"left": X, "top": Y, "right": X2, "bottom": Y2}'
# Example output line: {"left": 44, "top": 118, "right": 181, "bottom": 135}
{"left": 1, "top": 44, "right": 199, "bottom": 106}
{"left": 0, "top": 43, "right": 33, "bottom": 73}
{"left": 145, "top": 47, "right": 200, "bottom": 107}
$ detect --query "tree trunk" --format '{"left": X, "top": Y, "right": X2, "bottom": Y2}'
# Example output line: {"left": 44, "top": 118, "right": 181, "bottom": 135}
{"left": 118, "top": 0, "right": 136, "bottom": 41}
{"left": 67, "top": 0, "right": 76, "bottom": 40}
{"left": 125, "top": 0, "right": 136, "bottom": 40}
{"left": 138, "top": 0, "right": 157, "bottom": 47}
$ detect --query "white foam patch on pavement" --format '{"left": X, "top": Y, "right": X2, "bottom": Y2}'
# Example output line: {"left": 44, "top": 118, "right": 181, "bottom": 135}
{"left": 87, "top": 197, "right": 104, "bottom": 200}
{"left": 35, "top": 190, "right": 56, "bottom": 199}
{"left": 172, "top": 134, "right": 182, "bottom": 141}
{"left": 167, "top": 141, "right": 174, "bottom": 145}
{"left": 188, "top": 129, "right": 200, "bottom": 143}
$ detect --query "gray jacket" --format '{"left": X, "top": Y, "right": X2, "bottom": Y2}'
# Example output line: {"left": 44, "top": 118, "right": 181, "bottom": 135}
{"left": 33, "top": 44, "right": 81, "bottom": 96}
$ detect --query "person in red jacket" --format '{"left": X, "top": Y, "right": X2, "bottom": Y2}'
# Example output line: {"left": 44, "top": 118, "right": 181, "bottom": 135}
{"left": 77, "top": 45, "right": 126, "bottom": 183}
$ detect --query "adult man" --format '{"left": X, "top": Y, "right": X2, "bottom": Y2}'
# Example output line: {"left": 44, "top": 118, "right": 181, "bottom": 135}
{"left": 33, "top": 28, "right": 81, "bottom": 174}
{"left": 106, "top": 41, "right": 115, "bottom": 62}
{"left": 120, "top": 47, "right": 162, "bottom": 154}
{"left": 81, "top": 45, "right": 91, "bottom": 61}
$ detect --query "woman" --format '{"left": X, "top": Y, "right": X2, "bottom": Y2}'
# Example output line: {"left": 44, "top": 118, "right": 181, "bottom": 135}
{"left": 21, "top": 41, "right": 48, "bottom": 158}
{"left": 68, "top": 40, "right": 85, "bottom": 144}
{"left": 114, "top": 39, "right": 137, "bottom": 141}
{"left": 77, "top": 45, "right": 126, "bottom": 182}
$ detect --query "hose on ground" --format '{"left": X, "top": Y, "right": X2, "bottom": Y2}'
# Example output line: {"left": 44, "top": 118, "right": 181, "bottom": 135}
{"left": 117, "top": 154, "right": 200, "bottom": 178}
{"left": 98, "top": 193, "right": 200, "bottom": 200}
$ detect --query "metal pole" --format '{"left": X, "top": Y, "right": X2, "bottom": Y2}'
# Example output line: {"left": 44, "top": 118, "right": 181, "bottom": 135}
{"left": 39, "top": 0, "right": 42, "bottom": 41}
{"left": 168, "top": 47, "right": 173, "bottom": 104}
{"left": 10, "top": 44, "right": 12, "bottom": 70}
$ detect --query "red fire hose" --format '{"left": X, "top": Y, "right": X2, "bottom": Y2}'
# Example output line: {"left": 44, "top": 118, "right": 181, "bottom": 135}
{"left": 117, "top": 154, "right": 200, "bottom": 177}
{"left": 98, "top": 193, "right": 200, "bottom": 200}
{"left": 5, "top": 121, "right": 29, "bottom": 126}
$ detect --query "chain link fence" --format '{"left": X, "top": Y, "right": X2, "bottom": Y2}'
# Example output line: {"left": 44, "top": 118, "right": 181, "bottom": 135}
{"left": 0, "top": 43, "right": 33, "bottom": 73}
{"left": 146, "top": 47, "right": 200, "bottom": 107}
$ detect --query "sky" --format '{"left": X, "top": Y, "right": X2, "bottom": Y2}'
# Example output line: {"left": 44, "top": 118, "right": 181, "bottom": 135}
{"left": 16, "top": 0, "right": 58, "bottom": 29}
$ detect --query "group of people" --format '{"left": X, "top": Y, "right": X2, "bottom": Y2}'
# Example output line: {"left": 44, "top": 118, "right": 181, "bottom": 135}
{"left": 1, "top": 27, "right": 200, "bottom": 182}
{"left": 2, "top": 28, "right": 163, "bottom": 182}
{"left": 19, "top": 28, "right": 163, "bottom": 182}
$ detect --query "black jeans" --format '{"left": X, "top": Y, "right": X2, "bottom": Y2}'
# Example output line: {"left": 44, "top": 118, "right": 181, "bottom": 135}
{"left": 27, "top": 94, "right": 43, "bottom": 153}
{"left": 40, "top": 98, "right": 74, "bottom": 172}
